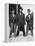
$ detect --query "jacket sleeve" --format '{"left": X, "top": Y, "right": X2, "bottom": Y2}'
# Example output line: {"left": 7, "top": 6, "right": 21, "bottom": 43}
{"left": 15, "top": 15, "right": 19, "bottom": 25}
{"left": 23, "top": 14, "right": 25, "bottom": 25}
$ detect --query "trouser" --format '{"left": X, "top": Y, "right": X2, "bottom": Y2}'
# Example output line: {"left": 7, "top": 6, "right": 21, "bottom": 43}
{"left": 26, "top": 24, "right": 33, "bottom": 36}
{"left": 9, "top": 23, "right": 16, "bottom": 38}
{"left": 16, "top": 25, "right": 25, "bottom": 36}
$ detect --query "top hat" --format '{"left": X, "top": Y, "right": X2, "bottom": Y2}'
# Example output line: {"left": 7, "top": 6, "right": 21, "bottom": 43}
{"left": 18, "top": 5, "right": 23, "bottom": 10}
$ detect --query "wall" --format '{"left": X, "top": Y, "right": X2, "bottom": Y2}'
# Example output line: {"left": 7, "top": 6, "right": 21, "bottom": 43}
{"left": 0, "top": 0, "right": 35, "bottom": 46}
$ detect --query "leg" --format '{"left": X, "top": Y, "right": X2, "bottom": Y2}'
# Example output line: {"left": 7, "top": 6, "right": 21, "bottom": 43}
{"left": 22, "top": 26, "right": 25, "bottom": 36}
{"left": 14, "top": 24, "right": 16, "bottom": 37}
{"left": 26, "top": 24, "right": 29, "bottom": 36}
{"left": 9, "top": 28, "right": 13, "bottom": 38}
{"left": 31, "top": 26, "right": 33, "bottom": 36}
{"left": 16, "top": 26, "right": 19, "bottom": 36}
{"left": 9, "top": 23, "right": 13, "bottom": 38}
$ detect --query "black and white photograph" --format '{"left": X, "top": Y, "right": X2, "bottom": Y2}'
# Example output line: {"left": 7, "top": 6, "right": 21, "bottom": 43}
{"left": 5, "top": 4, "right": 34, "bottom": 42}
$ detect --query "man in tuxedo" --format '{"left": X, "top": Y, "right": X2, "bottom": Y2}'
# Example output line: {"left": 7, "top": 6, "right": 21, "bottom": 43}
{"left": 16, "top": 7, "right": 25, "bottom": 36}
{"left": 26, "top": 9, "right": 33, "bottom": 36}
{"left": 9, "top": 9, "right": 16, "bottom": 38}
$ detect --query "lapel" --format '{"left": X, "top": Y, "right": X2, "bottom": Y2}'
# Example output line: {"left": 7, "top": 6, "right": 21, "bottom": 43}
{"left": 28, "top": 14, "right": 31, "bottom": 20}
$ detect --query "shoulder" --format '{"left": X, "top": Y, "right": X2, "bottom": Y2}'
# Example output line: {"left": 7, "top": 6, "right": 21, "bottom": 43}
{"left": 16, "top": 14, "right": 19, "bottom": 16}
{"left": 22, "top": 13, "right": 25, "bottom": 15}
{"left": 31, "top": 12, "right": 33, "bottom": 16}
{"left": 23, "top": 13, "right": 25, "bottom": 18}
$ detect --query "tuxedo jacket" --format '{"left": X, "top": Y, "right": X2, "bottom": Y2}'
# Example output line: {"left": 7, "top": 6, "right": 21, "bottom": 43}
{"left": 16, "top": 13, "right": 25, "bottom": 26}
{"left": 26, "top": 13, "right": 33, "bottom": 26}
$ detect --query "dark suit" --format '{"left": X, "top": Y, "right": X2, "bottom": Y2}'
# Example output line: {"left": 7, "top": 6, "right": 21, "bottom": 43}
{"left": 16, "top": 13, "right": 25, "bottom": 36}
{"left": 9, "top": 14, "right": 16, "bottom": 38}
{"left": 26, "top": 13, "right": 33, "bottom": 36}
{"left": 9, "top": 14, "right": 16, "bottom": 27}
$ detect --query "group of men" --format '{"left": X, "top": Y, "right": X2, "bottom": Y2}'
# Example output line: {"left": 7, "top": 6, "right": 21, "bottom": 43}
{"left": 9, "top": 7, "right": 33, "bottom": 38}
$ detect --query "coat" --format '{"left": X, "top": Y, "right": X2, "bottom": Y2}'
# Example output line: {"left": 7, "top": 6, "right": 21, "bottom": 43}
{"left": 9, "top": 14, "right": 16, "bottom": 27}
{"left": 16, "top": 13, "right": 25, "bottom": 26}
{"left": 26, "top": 13, "right": 33, "bottom": 27}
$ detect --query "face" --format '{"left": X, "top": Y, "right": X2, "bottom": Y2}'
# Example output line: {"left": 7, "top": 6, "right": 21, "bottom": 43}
{"left": 11, "top": 10, "right": 14, "bottom": 17}
{"left": 27, "top": 9, "right": 31, "bottom": 14}
{"left": 12, "top": 10, "right": 14, "bottom": 14}
{"left": 19, "top": 9, "right": 22, "bottom": 15}
{"left": 20, "top": 9, "right": 22, "bottom": 12}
